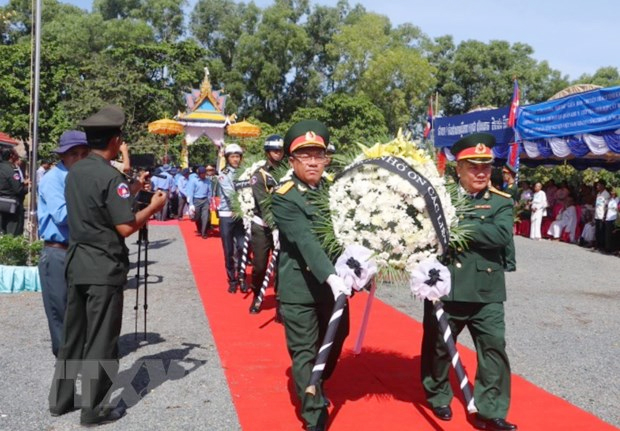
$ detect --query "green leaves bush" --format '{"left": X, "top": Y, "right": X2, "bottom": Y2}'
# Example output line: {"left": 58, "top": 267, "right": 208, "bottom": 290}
{"left": 0, "top": 235, "right": 43, "bottom": 266}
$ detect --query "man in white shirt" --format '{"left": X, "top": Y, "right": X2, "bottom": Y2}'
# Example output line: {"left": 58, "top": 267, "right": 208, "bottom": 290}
{"left": 594, "top": 181, "right": 610, "bottom": 250}
{"left": 547, "top": 196, "right": 577, "bottom": 242}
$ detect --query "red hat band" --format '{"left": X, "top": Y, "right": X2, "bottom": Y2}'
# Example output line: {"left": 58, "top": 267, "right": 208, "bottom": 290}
{"left": 289, "top": 131, "right": 326, "bottom": 153}
{"left": 456, "top": 143, "right": 493, "bottom": 161}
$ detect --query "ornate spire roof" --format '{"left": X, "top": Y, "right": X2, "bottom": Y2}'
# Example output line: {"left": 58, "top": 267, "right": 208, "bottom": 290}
{"left": 177, "top": 67, "right": 231, "bottom": 126}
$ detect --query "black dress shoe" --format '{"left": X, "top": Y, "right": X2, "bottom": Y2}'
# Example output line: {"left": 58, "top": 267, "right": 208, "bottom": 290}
{"left": 307, "top": 425, "right": 325, "bottom": 431}
{"left": 81, "top": 405, "right": 126, "bottom": 427}
{"left": 249, "top": 296, "right": 261, "bottom": 314}
{"left": 227, "top": 284, "right": 237, "bottom": 294}
{"left": 474, "top": 415, "right": 517, "bottom": 431}
{"left": 431, "top": 405, "right": 452, "bottom": 421}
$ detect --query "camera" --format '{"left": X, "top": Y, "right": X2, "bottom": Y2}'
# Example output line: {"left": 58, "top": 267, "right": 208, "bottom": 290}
{"left": 135, "top": 190, "right": 154, "bottom": 210}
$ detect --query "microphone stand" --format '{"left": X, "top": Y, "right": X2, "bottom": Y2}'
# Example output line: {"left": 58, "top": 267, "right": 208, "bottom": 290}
{"left": 134, "top": 222, "right": 149, "bottom": 340}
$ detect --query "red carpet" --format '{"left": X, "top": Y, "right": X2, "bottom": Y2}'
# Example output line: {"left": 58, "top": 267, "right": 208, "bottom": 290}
{"left": 178, "top": 221, "right": 618, "bottom": 431}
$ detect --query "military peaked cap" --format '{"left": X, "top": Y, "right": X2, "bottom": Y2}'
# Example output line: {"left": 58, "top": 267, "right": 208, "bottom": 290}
{"left": 283, "top": 120, "right": 329, "bottom": 156}
{"left": 451, "top": 132, "right": 495, "bottom": 164}
{"left": 78, "top": 105, "right": 125, "bottom": 130}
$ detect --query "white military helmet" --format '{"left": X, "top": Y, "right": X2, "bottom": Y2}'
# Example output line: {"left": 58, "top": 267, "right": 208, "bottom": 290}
{"left": 224, "top": 143, "right": 243, "bottom": 155}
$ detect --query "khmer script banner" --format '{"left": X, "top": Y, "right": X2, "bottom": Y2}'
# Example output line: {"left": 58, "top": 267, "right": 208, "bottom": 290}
{"left": 433, "top": 107, "right": 515, "bottom": 148}
{"left": 517, "top": 85, "right": 620, "bottom": 140}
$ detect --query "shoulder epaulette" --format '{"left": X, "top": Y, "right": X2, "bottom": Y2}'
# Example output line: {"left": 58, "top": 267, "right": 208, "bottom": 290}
{"left": 489, "top": 187, "right": 512, "bottom": 199}
{"left": 276, "top": 181, "right": 295, "bottom": 195}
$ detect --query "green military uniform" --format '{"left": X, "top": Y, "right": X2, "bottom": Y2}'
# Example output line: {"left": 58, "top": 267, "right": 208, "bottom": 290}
{"left": 273, "top": 175, "right": 349, "bottom": 430}
{"left": 502, "top": 170, "right": 519, "bottom": 272}
{"left": 421, "top": 187, "right": 514, "bottom": 419}
{"left": 250, "top": 163, "right": 278, "bottom": 293}
{"left": 272, "top": 120, "right": 349, "bottom": 431}
{"left": 0, "top": 158, "right": 26, "bottom": 235}
{"left": 421, "top": 133, "right": 515, "bottom": 424}
{"left": 49, "top": 106, "right": 133, "bottom": 425}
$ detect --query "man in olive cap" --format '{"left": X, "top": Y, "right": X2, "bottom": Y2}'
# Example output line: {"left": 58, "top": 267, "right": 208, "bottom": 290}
{"left": 420, "top": 132, "right": 517, "bottom": 431}
{"left": 271, "top": 120, "right": 351, "bottom": 431}
{"left": 49, "top": 105, "right": 166, "bottom": 426}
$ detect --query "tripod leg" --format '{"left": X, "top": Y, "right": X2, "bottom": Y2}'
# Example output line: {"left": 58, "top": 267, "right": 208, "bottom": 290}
{"left": 134, "top": 235, "right": 142, "bottom": 340}
{"left": 143, "top": 226, "right": 149, "bottom": 340}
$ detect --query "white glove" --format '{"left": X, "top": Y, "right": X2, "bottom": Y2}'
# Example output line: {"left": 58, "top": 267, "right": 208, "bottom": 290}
{"left": 243, "top": 217, "right": 251, "bottom": 232}
{"left": 271, "top": 228, "right": 280, "bottom": 249}
{"left": 189, "top": 205, "right": 196, "bottom": 218}
{"left": 326, "top": 274, "right": 351, "bottom": 300}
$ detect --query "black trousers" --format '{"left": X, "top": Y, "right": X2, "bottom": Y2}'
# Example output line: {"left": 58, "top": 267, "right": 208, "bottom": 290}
{"left": 39, "top": 246, "right": 68, "bottom": 357}
{"left": 193, "top": 197, "right": 211, "bottom": 237}
{"left": 219, "top": 216, "right": 245, "bottom": 285}
{"left": 0, "top": 203, "right": 24, "bottom": 236}
{"left": 595, "top": 219, "right": 605, "bottom": 249}
{"left": 251, "top": 222, "right": 274, "bottom": 291}
{"left": 604, "top": 219, "right": 616, "bottom": 252}
{"left": 49, "top": 284, "right": 124, "bottom": 423}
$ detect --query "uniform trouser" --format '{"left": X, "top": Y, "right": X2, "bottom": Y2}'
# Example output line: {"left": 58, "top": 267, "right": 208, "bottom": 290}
{"left": 177, "top": 194, "right": 188, "bottom": 218}
{"left": 280, "top": 299, "right": 350, "bottom": 428}
{"left": 251, "top": 222, "right": 274, "bottom": 291}
{"left": 193, "top": 197, "right": 211, "bottom": 237}
{"left": 49, "top": 284, "right": 124, "bottom": 423}
{"left": 39, "top": 246, "right": 68, "bottom": 357}
{"left": 0, "top": 203, "right": 24, "bottom": 236}
{"left": 168, "top": 192, "right": 178, "bottom": 217}
{"left": 604, "top": 219, "right": 616, "bottom": 252}
{"left": 420, "top": 300, "right": 511, "bottom": 420}
{"left": 595, "top": 219, "right": 605, "bottom": 249}
{"left": 219, "top": 216, "right": 245, "bottom": 285}
{"left": 156, "top": 192, "right": 169, "bottom": 221}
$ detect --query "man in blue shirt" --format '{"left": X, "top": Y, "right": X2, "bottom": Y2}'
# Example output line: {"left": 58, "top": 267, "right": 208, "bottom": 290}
{"left": 187, "top": 166, "right": 213, "bottom": 238}
{"left": 37, "top": 130, "right": 90, "bottom": 357}
{"left": 217, "top": 144, "right": 245, "bottom": 292}
{"left": 176, "top": 168, "right": 190, "bottom": 219}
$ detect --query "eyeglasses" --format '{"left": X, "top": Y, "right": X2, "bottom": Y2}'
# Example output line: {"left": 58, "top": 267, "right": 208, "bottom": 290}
{"left": 292, "top": 153, "right": 327, "bottom": 163}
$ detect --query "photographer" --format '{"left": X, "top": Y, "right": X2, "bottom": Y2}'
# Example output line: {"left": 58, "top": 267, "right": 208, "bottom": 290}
{"left": 0, "top": 147, "right": 27, "bottom": 235}
{"left": 48, "top": 105, "right": 166, "bottom": 427}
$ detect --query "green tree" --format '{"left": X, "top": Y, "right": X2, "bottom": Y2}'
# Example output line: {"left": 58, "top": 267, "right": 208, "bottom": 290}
{"left": 575, "top": 66, "right": 620, "bottom": 88}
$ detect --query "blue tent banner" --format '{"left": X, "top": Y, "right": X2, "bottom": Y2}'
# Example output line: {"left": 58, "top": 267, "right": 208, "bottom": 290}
{"left": 433, "top": 107, "right": 515, "bottom": 148}
{"left": 517, "top": 85, "right": 620, "bottom": 140}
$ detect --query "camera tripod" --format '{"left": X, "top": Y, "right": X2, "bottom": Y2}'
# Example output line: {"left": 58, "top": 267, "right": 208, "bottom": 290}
{"left": 134, "top": 223, "right": 149, "bottom": 340}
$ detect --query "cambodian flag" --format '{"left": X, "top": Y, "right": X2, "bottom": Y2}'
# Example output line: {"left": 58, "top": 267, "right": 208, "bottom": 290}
{"left": 423, "top": 97, "right": 433, "bottom": 139}
{"left": 507, "top": 79, "right": 520, "bottom": 128}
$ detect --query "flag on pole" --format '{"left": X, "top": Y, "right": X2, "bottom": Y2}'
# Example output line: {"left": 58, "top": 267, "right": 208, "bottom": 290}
{"left": 423, "top": 96, "right": 433, "bottom": 139}
{"left": 507, "top": 79, "right": 520, "bottom": 128}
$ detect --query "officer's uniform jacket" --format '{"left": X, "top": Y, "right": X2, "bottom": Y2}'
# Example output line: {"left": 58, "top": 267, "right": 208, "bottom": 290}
{"left": 217, "top": 166, "right": 237, "bottom": 217}
{"left": 251, "top": 163, "right": 278, "bottom": 228}
{"left": 65, "top": 153, "right": 134, "bottom": 286}
{"left": 445, "top": 187, "right": 513, "bottom": 303}
{"left": 272, "top": 174, "right": 334, "bottom": 304}
{"left": 0, "top": 160, "right": 25, "bottom": 201}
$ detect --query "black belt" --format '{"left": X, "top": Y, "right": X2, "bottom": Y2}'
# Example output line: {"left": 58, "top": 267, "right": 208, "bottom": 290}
{"left": 44, "top": 241, "right": 68, "bottom": 250}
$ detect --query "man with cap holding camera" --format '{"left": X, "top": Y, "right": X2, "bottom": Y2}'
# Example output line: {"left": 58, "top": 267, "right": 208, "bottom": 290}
{"left": 48, "top": 105, "right": 166, "bottom": 427}
{"left": 0, "top": 147, "right": 27, "bottom": 235}
{"left": 37, "top": 130, "right": 90, "bottom": 358}
{"left": 420, "top": 133, "right": 517, "bottom": 431}
{"left": 217, "top": 143, "right": 245, "bottom": 293}
{"left": 248, "top": 134, "right": 285, "bottom": 313}
{"left": 271, "top": 120, "right": 351, "bottom": 431}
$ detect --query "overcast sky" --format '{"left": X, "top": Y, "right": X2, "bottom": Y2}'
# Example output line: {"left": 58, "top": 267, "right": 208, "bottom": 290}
{"left": 3, "top": 0, "right": 618, "bottom": 80}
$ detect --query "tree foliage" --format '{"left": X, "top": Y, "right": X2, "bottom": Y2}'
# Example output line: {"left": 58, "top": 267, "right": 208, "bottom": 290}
{"left": 0, "top": 0, "right": 617, "bottom": 167}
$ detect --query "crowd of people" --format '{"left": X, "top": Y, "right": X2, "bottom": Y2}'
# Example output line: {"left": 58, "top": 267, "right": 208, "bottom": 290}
{"left": 23, "top": 108, "right": 520, "bottom": 431}
{"left": 505, "top": 176, "right": 620, "bottom": 254}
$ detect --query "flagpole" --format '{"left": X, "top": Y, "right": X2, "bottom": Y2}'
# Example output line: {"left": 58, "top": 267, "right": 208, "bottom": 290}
{"left": 29, "top": 0, "right": 42, "bottom": 244}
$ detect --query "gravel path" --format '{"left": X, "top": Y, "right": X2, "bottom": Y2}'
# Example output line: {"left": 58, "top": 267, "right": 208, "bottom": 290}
{"left": 0, "top": 227, "right": 618, "bottom": 430}
{"left": 0, "top": 224, "right": 240, "bottom": 431}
